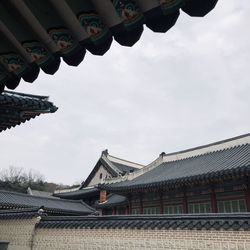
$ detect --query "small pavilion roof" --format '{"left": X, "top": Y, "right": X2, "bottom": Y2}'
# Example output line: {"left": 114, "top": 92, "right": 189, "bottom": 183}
{"left": 0, "top": 190, "right": 95, "bottom": 215}
{"left": 83, "top": 150, "right": 144, "bottom": 188}
{"left": 100, "top": 133, "right": 250, "bottom": 192}
{"left": 0, "top": 0, "right": 218, "bottom": 92}
{"left": 94, "top": 193, "right": 128, "bottom": 209}
{"left": 0, "top": 90, "right": 57, "bottom": 132}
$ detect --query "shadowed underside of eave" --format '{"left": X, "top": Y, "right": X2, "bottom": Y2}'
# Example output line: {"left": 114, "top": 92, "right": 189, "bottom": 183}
{"left": 0, "top": 0, "right": 218, "bottom": 92}
{"left": 0, "top": 90, "right": 57, "bottom": 132}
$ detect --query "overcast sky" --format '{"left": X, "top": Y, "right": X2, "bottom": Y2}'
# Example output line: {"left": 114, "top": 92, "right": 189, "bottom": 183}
{"left": 1, "top": 0, "right": 249, "bottom": 185}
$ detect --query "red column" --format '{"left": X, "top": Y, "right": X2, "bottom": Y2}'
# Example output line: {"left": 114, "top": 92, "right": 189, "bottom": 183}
{"left": 160, "top": 191, "right": 164, "bottom": 214}
{"left": 183, "top": 191, "right": 188, "bottom": 214}
{"left": 245, "top": 180, "right": 250, "bottom": 212}
{"left": 128, "top": 195, "right": 132, "bottom": 215}
{"left": 139, "top": 193, "right": 144, "bottom": 214}
{"left": 112, "top": 207, "right": 117, "bottom": 215}
{"left": 210, "top": 186, "right": 218, "bottom": 213}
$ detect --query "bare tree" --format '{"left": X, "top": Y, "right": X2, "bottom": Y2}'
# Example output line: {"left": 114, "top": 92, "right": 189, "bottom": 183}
{"left": 0, "top": 166, "right": 45, "bottom": 193}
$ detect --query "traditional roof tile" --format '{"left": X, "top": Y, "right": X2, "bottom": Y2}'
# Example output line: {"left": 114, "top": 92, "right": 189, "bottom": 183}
{"left": 0, "top": 190, "right": 95, "bottom": 215}
{"left": 101, "top": 134, "right": 250, "bottom": 192}
{"left": 37, "top": 213, "right": 250, "bottom": 231}
{"left": 0, "top": 90, "right": 57, "bottom": 132}
{"left": 83, "top": 150, "right": 144, "bottom": 188}
{"left": 53, "top": 187, "right": 99, "bottom": 199}
{"left": 0, "top": 208, "right": 40, "bottom": 220}
{"left": 95, "top": 194, "right": 127, "bottom": 209}
{"left": 0, "top": 0, "right": 218, "bottom": 91}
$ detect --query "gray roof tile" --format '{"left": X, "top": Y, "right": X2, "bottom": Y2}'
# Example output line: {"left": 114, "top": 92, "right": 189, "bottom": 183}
{"left": 37, "top": 213, "right": 250, "bottom": 231}
{"left": 0, "top": 190, "right": 95, "bottom": 215}
{"left": 103, "top": 143, "right": 250, "bottom": 191}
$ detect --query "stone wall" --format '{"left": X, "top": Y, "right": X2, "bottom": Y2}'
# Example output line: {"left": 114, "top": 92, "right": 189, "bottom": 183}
{"left": 1, "top": 217, "right": 250, "bottom": 250}
{"left": 32, "top": 228, "right": 250, "bottom": 250}
{"left": 0, "top": 218, "right": 37, "bottom": 250}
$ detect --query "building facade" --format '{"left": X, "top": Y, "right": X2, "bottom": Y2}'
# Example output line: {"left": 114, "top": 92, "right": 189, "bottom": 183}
{"left": 101, "top": 134, "right": 250, "bottom": 215}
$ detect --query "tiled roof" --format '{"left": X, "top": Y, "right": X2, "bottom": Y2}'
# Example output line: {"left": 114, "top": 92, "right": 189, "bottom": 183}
{"left": 27, "top": 187, "right": 56, "bottom": 199}
{"left": 0, "top": 90, "right": 57, "bottom": 132}
{"left": 0, "top": 190, "right": 95, "bottom": 215}
{"left": 37, "top": 214, "right": 250, "bottom": 231}
{"left": 0, "top": 208, "right": 40, "bottom": 220}
{"left": 95, "top": 194, "right": 127, "bottom": 209}
{"left": 0, "top": 0, "right": 218, "bottom": 92}
{"left": 83, "top": 151, "right": 143, "bottom": 187}
{"left": 110, "top": 162, "right": 140, "bottom": 174}
{"left": 101, "top": 135, "right": 250, "bottom": 192}
{"left": 53, "top": 187, "right": 99, "bottom": 199}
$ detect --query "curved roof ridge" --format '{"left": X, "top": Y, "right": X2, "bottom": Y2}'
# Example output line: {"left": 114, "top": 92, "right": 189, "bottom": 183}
{"left": 101, "top": 154, "right": 122, "bottom": 175}
{"left": 0, "top": 189, "right": 84, "bottom": 204}
{"left": 107, "top": 154, "right": 144, "bottom": 169}
{"left": 162, "top": 133, "right": 250, "bottom": 163}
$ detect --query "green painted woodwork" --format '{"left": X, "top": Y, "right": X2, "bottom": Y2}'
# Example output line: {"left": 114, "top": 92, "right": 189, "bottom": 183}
{"left": 218, "top": 200, "right": 247, "bottom": 213}
{"left": 188, "top": 202, "right": 211, "bottom": 214}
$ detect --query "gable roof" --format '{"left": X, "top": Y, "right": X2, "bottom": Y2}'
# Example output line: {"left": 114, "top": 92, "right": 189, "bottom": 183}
{"left": 101, "top": 133, "right": 250, "bottom": 192}
{"left": 83, "top": 150, "right": 144, "bottom": 188}
{"left": 0, "top": 90, "right": 57, "bottom": 132}
{"left": 0, "top": 190, "right": 95, "bottom": 215}
{"left": 107, "top": 153, "right": 144, "bottom": 172}
{"left": 0, "top": 0, "right": 217, "bottom": 92}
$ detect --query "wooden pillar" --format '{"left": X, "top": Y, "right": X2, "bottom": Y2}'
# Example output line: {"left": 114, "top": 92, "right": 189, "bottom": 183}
{"left": 128, "top": 194, "right": 132, "bottom": 215}
{"left": 139, "top": 193, "right": 144, "bottom": 214}
{"left": 112, "top": 207, "right": 117, "bottom": 215}
{"left": 160, "top": 191, "right": 164, "bottom": 214}
{"left": 210, "top": 186, "right": 218, "bottom": 213}
{"left": 183, "top": 190, "right": 188, "bottom": 214}
{"left": 245, "top": 179, "right": 250, "bottom": 212}
{"left": 125, "top": 205, "right": 129, "bottom": 215}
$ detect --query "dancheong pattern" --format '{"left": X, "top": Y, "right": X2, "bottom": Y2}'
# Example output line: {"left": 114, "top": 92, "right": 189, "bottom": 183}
{"left": 112, "top": 0, "right": 143, "bottom": 26}
{"left": 78, "top": 12, "right": 109, "bottom": 42}
{"left": 0, "top": 53, "right": 26, "bottom": 76}
{"left": 22, "top": 41, "right": 49, "bottom": 65}
{"left": 48, "top": 28, "right": 78, "bottom": 54}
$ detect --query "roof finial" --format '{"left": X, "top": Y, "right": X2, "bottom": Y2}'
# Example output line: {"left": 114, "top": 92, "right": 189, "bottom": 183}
{"left": 102, "top": 149, "right": 108, "bottom": 156}
{"left": 159, "top": 152, "right": 165, "bottom": 158}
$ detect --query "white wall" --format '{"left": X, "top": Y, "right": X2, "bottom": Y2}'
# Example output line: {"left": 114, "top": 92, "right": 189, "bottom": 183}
{"left": 88, "top": 165, "right": 112, "bottom": 186}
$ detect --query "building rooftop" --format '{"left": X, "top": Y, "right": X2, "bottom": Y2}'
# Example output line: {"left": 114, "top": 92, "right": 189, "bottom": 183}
{"left": 0, "top": 208, "right": 41, "bottom": 220}
{"left": 27, "top": 187, "right": 56, "bottom": 199}
{"left": 95, "top": 194, "right": 127, "bottom": 209}
{"left": 0, "top": 0, "right": 217, "bottom": 91}
{"left": 0, "top": 190, "right": 95, "bottom": 215}
{"left": 101, "top": 133, "right": 250, "bottom": 192}
{"left": 53, "top": 187, "right": 99, "bottom": 199}
{"left": 0, "top": 90, "right": 57, "bottom": 132}
{"left": 83, "top": 150, "right": 144, "bottom": 188}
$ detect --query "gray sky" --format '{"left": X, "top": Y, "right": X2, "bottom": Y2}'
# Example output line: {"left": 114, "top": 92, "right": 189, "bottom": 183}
{"left": 1, "top": 0, "right": 249, "bottom": 185}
